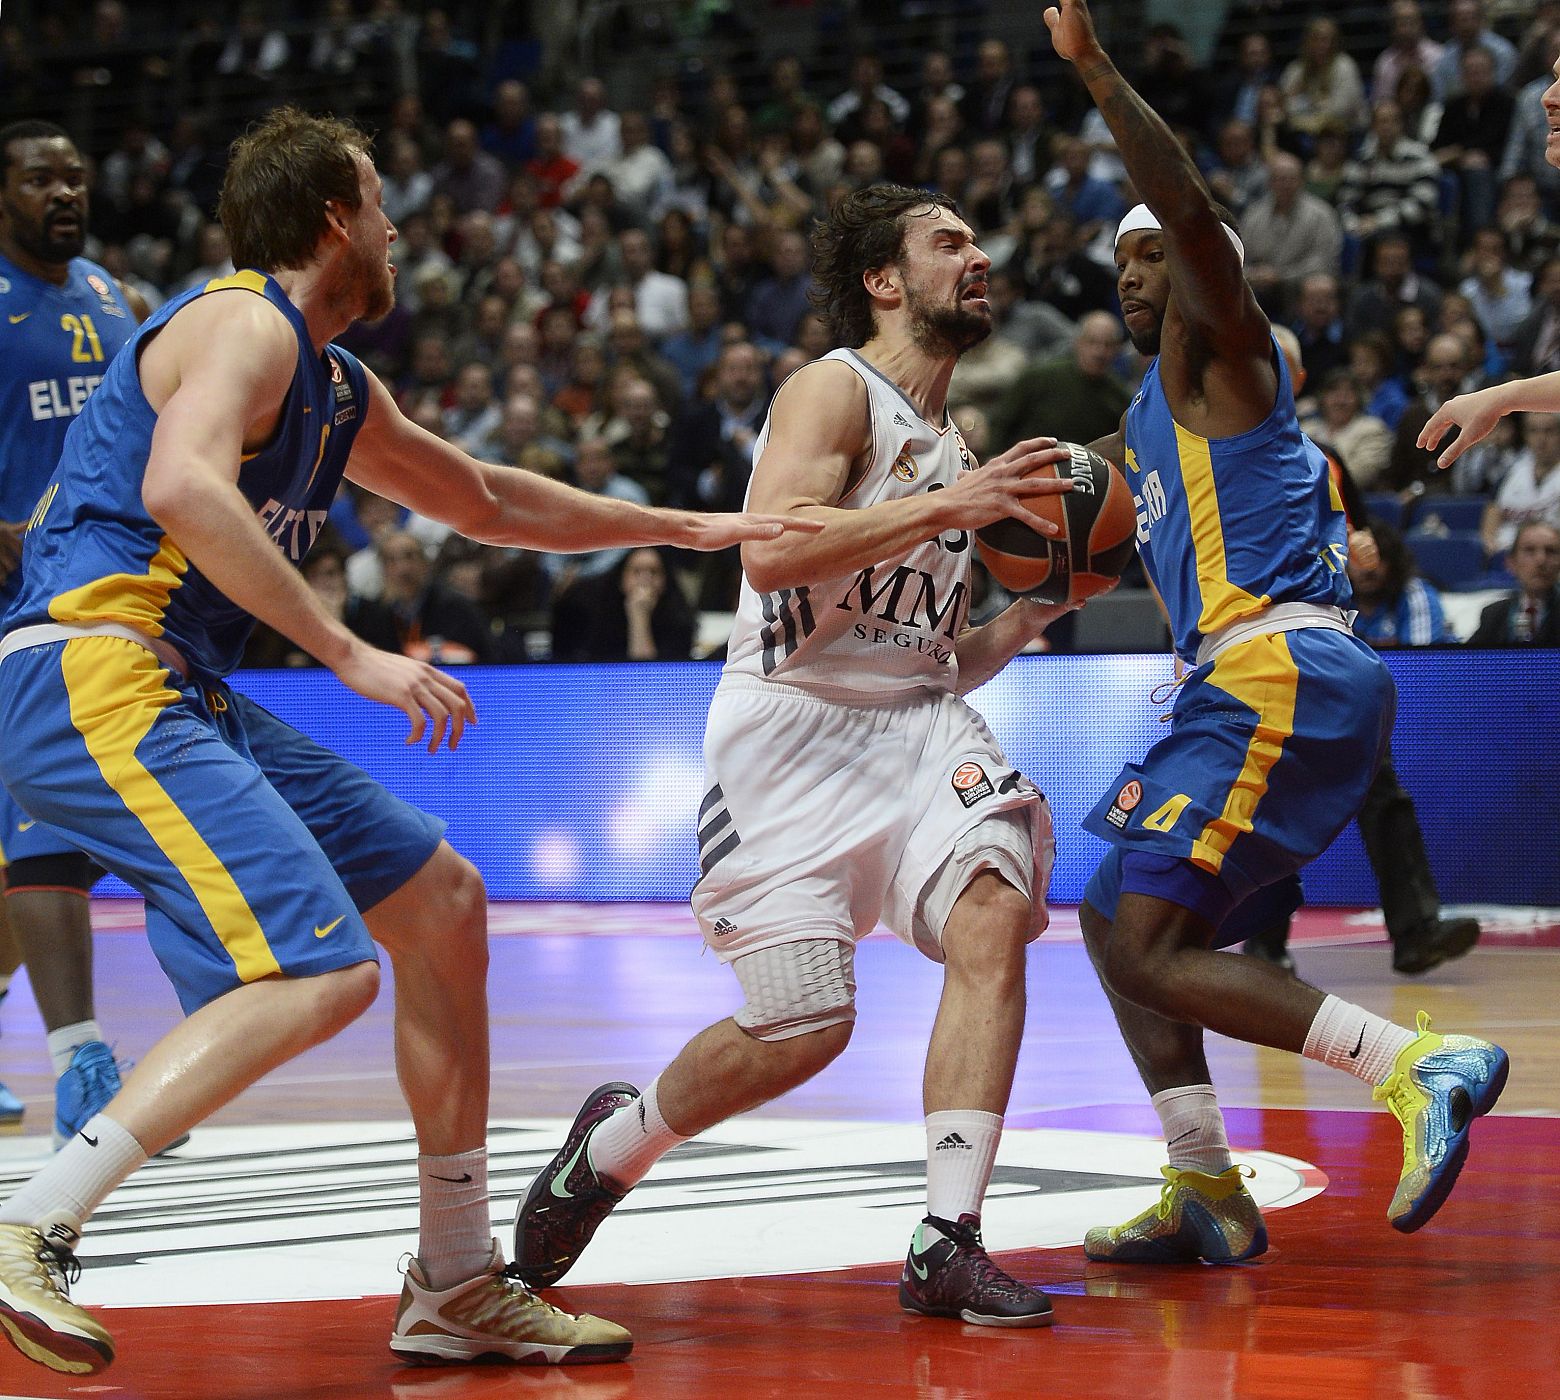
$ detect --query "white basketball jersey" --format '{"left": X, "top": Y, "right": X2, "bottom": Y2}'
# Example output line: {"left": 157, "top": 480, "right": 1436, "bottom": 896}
{"left": 725, "top": 348, "right": 975, "bottom": 698}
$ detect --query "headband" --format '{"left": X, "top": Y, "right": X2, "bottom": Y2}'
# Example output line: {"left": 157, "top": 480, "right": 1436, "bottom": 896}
{"left": 1114, "top": 203, "right": 1246, "bottom": 266}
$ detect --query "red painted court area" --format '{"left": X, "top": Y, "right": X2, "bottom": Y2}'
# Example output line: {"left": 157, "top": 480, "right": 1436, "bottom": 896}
{"left": 0, "top": 906, "right": 1555, "bottom": 1400}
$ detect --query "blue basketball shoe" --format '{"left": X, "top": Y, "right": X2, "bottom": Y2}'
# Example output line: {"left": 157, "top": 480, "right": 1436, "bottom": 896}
{"left": 53, "top": 1042, "right": 122, "bottom": 1150}
{"left": 1084, "top": 1165, "right": 1268, "bottom": 1263}
{"left": 0, "top": 1081, "right": 22, "bottom": 1130}
{"left": 1374, "top": 1011, "right": 1508, "bottom": 1233}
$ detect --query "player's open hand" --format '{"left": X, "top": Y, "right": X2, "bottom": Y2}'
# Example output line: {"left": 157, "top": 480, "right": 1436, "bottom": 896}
{"left": 1044, "top": 0, "right": 1106, "bottom": 66}
{"left": 1417, "top": 389, "right": 1503, "bottom": 469}
{"left": 334, "top": 639, "right": 476, "bottom": 753}
{"left": 940, "top": 436, "right": 1074, "bottom": 536}
{"left": 676, "top": 511, "right": 827, "bottom": 551}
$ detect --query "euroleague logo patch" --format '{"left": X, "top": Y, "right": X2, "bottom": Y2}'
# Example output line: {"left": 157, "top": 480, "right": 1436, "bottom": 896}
{"left": 86, "top": 271, "right": 127, "bottom": 317}
{"left": 952, "top": 761, "right": 994, "bottom": 807}
{"left": 0, "top": 1118, "right": 1324, "bottom": 1307}
{"left": 1105, "top": 778, "right": 1142, "bottom": 829}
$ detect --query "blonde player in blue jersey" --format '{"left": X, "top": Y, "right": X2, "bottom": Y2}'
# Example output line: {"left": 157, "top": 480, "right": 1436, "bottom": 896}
{"left": 0, "top": 108, "right": 819, "bottom": 1378}
{"left": 1045, "top": 0, "right": 1509, "bottom": 1264}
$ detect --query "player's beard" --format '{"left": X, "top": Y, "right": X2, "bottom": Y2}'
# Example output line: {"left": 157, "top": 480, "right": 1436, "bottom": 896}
{"left": 5, "top": 205, "right": 85, "bottom": 265}
{"left": 1126, "top": 319, "right": 1162, "bottom": 356}
{"left": 904, "top": 278, "right": 991, "bottom": 357}
{"left": 352, "top": 239, "right": 396, "bottom": 323}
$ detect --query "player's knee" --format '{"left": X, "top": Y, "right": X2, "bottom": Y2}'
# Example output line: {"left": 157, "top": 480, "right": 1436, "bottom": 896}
{"left": 731, "top": 938, "right": 857, "bottom": 1047}
{"left": 944, "top": 874, "right": 1030, "bottom": 983}
{"left": 317, "top": 959, "right": 381, "bottom": 1030}
{"left": 1100, "top": 928, "right": 1169, "bottom": 1011}
{"left": 442, "top": 852, "right": 488, "bottom": 946}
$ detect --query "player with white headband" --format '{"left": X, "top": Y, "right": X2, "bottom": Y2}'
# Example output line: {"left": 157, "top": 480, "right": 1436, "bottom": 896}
{"left": 1044, "top": 0, "right": 1508, "bottom": 1263}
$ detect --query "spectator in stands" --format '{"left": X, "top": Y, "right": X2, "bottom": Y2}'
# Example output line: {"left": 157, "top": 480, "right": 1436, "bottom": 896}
{"left": 1280, "top": 17, "right": 1368, "bottom": 139}
{"left": 1243, "top": 151, "right": 1343, "bottom": 314}
{"left": 1005, "top": 84, "right": 1050, "bottom": 190}
{"left": 908, "top": 50, "right": 966, "bottom": 141}
{"left": 378, "top": 529, "right": 492, "bottom": 664}
{"left": 661, "top": 282, "right": 725, "bottom": 397}
{"left": 585, "top": 226, "right": 688, "bottom": 340}
{"left": 170, "top": 221, "right": 234, "bottom": 297}
{"left": 1351, "top": 331, "right": 1415, "bottom": 430}
{"left": 1348, "top": 230, "right": 1445, "bottom": 337}
{"left": 1510, "top": 255, "right": 1560, "bottom": 376}
{"left": 1213, "top": 32, "right": 1279, "bottom": 128}
{"left": 477, "top": 392, "right": 573, "bottom": 478}
{"left": 245, "top": 531, "right": 400, "bottom": 669}
{"left": 1304, "top": 116, "right": 1354, "bottom": 205}
{"left": 482, "top": 79, "right": 535, "bottom": 167}
{"left": 1497, "top": 173, "right": 1560, "bottom": 272}
{"left": 1373, "top": 1, "right": 1443, "bottom": 105}
{"left": 1349, "top": 521, "right": 1451, "bottom": 645}
{"left": 1388, "top": 332, "right": 1488, "bottom": 493}
{"left": 1205, "top": 119, "right": 1269, "bottom": 216}
{"left": 431, "top": 117, "right": 504, "bottom": 216}
{"left": 1482, "top": 411, "right": 1560, "bottom": 556}
{"left": 1433, "top": 45, "right": 1515, "bottom": 237}
{"left": 603, "top": 110, "right": 672, "bottom": 212}
{"left": 216, "top": 3, "right": 290, "bottom": 122}
{"left": 610, "top": 377, "right": 674, "bottom": 506}
{"left": 539, "top": 436, "right": 651, "bottom": 597}
{"left": 558, "top": 76, "right": 617, "bottom": 171}
{"left": 1293, "top": 272, "right": 1351, "bottom": 383}
{"left": 992, "top": 311, "right": 1129, "bottom": 454}
{"left": 1303, "top": 370, "right": 1393, "bottom": 487}
{"left": 381, "top": 135, "right": 433, "bottom": 227}
{"left": 1336, "top": 99, "right": 1441, "bottom": 256}
{"left": 443, "top": 363, "right": 501, "bottom": 456}
{"left": 551, "top": 548, "right": 696, "bottom": 663}
{"left": 1433, "top": 0, "right": 1517, "bottom": 101}
{"left": 1133, "top": 24, "right": 1210, "bottom": 137}
{"left": 525, "top": 112, "right": 580, "bottom": 210}
{"left": 1459, "top": 226, "right": 1532, "bottom": 360}
{"left": 745, "top": 229, "right": 813, "bottom": 348}
{"left": 1394, "top": 63, "right": 1444, "bottom": 147}
{"left": 828, "top": 53, "right": 910, "bottom": 144}
{"left": 1466, "top": 520, "right": 1560, "bottom": 643}
{"left": 1043, "top": 132, "right": 1126, "bottom": 234}
{"left": 1008, "top": 211, "right": 1117, "bottom": 321}
{"left": 961, "top": 38, "right": 1018, "bottom": 137}
{"left": 605, "top": 307, "right": 682, "bottom": 413}
{"left": 414, "top": 8, "right": 481, "bottom": 123}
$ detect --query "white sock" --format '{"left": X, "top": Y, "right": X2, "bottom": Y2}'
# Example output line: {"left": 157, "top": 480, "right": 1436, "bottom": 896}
{"left": 1302, "top": 994, "right": 1418, "bottom": 1086}
{"left": 1152, "top": 1084, "right": 1233, "bottom": 1174}
{"left": 0, "top": 1113, "right": 147, "bottom": 1248}
{"left": 416, "top": 1147, "right": 492, "bottom": 1290}
{"left": 587, "top": 1078, "right": 688, "bottom": 1190}
{"left": 925, "top": 1110, "right": 1003, "bottom": 1223}
{"left": 48, "top": 1020, "right": 106, "bottom": 1078}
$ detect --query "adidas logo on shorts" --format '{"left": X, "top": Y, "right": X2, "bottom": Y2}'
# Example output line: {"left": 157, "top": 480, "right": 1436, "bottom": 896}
{"left": 711, "top": 918, "right": 739, "bottom": 937}
{"left": 935, "top": 1132, "right": 973, "bottom": 1151}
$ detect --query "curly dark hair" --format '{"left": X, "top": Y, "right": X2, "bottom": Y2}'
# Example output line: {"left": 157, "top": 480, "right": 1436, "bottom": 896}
{"left": 809, "top": 183, "right": 961, "bottom": 348}
{"left": 219, "top": 107, "right": 370, "bottom": 273}
{"left": 0, "top": 119, "right": 71, "bottom": 181}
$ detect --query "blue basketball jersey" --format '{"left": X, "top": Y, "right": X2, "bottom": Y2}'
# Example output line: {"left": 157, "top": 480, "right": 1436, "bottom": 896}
{"left": 1123, "top": 337, "right": 1352, "bottom": 663}
{"left": 4, "top": 269, "right": 368, "bottom": 682}
{"left": 0, "top": 250, "right": 136, "bottom": 611}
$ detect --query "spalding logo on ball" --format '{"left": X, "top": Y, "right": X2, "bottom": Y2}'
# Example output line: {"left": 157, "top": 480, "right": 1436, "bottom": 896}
{"left": 975, "top": 441, "right": 1137, "bottom": 605}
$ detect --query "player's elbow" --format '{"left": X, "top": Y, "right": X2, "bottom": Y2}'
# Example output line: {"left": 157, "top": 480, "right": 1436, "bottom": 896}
{"left": 742, "top": 540, "right": 794, "bottom": 594}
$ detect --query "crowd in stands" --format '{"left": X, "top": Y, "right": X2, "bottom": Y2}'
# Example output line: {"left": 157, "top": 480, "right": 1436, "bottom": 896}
{"left": 4, "top": 0, "right": 1558, "bottom": 662}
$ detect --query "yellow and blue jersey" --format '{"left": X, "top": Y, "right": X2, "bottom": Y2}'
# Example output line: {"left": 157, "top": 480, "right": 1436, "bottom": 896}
{"left": 4, "top": 269, "right": 367, "bottom": 682}
{"left": 0, "top": 250, "right": 136, "bottom": 612}
{"left": 1124, "top": 337, "right": 1352, "bottom": 664}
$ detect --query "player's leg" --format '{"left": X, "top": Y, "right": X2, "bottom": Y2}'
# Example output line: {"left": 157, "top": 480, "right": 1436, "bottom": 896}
{"left": 226, "top": 691, "right": 629, "bottom": 1365}
{"left": 0, "top": 895, "right": 24, "bottom": 1127}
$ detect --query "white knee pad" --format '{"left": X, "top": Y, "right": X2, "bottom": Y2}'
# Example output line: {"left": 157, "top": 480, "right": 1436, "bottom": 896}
{"left": 731, "top": 938, "right": 858, "bottom": 1042}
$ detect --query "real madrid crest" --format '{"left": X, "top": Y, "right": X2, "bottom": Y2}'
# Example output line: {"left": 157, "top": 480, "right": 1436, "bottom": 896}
{"left": 891, "top": 440, "right": 918, "bottom": 482}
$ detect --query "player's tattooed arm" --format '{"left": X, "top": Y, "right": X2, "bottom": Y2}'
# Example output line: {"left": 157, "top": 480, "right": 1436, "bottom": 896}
{"left": 1044, "top": 0, "right": 1268, "bottom": 358}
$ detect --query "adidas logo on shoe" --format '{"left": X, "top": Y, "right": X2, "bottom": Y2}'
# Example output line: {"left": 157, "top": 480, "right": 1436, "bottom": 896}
{"left": 935, "top": 1132, "right": 972, "bottom": 1151}
{"left": 711, "top": 918, "right": 739, "bottom": 937}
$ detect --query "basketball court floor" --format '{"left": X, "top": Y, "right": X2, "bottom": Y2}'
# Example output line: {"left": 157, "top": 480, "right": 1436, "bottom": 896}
{"left": 0, "top": 900, "right": 1555, "bottom": 1399}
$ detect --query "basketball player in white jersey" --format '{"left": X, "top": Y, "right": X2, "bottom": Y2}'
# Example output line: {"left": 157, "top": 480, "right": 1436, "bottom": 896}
{"left": 515, "top": 184, "right": 1100, "bottom": 1328}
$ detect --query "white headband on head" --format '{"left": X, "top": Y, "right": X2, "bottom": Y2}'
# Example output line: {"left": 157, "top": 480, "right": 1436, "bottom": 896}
{"left": 1114, "top": 203, "right": 1245, "bottom": 266}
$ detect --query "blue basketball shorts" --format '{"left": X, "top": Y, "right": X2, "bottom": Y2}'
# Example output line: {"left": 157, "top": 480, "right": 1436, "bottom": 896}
{"left": 0, "top": 636, "right": 446, "bottom": 1013}
{"left": 1083, "top": 627, "right": 1394, "bottom": 932}
{"left": 0, "top": 782, "right": 82, "bottom": 866}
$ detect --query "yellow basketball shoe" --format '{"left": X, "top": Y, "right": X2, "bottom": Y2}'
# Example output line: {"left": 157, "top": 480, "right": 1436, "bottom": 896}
{"left": 390, "top": 1240, "right": 632, "bottom": 1366}
{"left": 1374, "top": 1011, "right": 1509, "bottom": 1234}
{"left": 1084, "top": 1165, "right": 1268, "bottom": 1264}
{"left": 0, "top": 1224, "right": 114, "bottom": 1374}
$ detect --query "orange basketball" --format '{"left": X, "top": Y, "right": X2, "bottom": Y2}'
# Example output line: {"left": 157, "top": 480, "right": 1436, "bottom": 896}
{"left": 975, "top": 441, "right": 1137, "bottom": 605}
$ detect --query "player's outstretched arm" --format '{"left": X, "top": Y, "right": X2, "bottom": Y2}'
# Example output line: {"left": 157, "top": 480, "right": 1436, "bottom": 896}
{"left": 1418, "top": 372, "right": 1560, "bottom": 468}
{"left": 1044, "top": 0, "right": 1268, "bottom": 358}
{"left": 740, "top": 360, "right": 1075, "bottom": 593}
{"left": 346, "top": 368, "right": 821, "bottom": 554}
{"left": 138, "top": 295, "right": 472, "bottom": 752}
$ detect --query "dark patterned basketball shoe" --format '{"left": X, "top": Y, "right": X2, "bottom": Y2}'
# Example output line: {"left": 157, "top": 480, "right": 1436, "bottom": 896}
{"left": 898, "top": 1214, "right": 1053, "bottom": 1328}
{"left": 512, "top": 1082, "right": 639, "bottom": 1287}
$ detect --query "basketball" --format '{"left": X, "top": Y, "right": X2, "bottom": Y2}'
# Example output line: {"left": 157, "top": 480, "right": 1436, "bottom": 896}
{"left": 975, "top": 441, "right": 1138, "bottom": 605}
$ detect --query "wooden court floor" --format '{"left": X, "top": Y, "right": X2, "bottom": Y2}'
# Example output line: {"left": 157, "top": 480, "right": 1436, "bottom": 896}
{"left": 0, "top": 903, "right": 1556, "bottom": 1400}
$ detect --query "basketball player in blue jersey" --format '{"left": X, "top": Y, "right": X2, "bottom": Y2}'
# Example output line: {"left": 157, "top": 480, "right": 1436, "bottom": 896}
{"left": 0, "top": 120, "right": 146, "bottom": 1144}
{"left": 0, "top": 107, "right": 819, "bottom": 1378}
{"left": 1045, "top": 0, "right": 1508, "bottom": 1263}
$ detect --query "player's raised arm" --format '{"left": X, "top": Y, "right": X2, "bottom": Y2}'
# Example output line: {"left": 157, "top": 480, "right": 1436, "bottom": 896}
{"left": 738, "top": 359, "right": 1075, "bottom": 592}
{"left": 345, "top": 366, "right": 821, "bottom": 555}
{"left": 139, "top": 293, "right": 472, "bottom": 751}
{"left": 1044, "top": 0, "right": 1268, "bottom": 360}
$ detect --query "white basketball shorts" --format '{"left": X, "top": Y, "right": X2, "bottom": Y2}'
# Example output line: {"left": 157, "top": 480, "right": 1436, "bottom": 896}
{"left": 691, "top": 675, "right": 1055, "bottom": 964}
